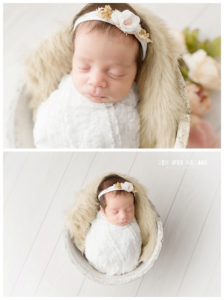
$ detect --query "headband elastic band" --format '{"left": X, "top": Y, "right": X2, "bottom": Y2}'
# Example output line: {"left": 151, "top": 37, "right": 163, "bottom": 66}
{"left": 98, "top": 181, "right": 137, "bottom": 201}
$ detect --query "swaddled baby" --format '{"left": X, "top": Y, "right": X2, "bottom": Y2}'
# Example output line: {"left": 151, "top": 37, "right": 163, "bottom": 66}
{"left": 85, "top": 174, "right": 142, "bottom": 275}
{"left": 33, "top": 3, "right": 152, "bottom": 148}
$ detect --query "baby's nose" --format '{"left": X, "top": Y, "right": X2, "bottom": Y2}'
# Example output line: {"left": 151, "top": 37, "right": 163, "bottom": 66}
{"left": 119, "top": 211, "right": 127, "bottom": 219}
{"left": 88, "top": 70, "right": 106, "bottom": 88}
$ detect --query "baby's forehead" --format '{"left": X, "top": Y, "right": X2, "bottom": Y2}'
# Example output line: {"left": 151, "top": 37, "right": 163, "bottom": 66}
{"left": 74, "top": 21, "right": 139, "bottom": 50}
{"left": 107, "top": 203, "right": 133, "bottom": 208}
{"left": 76, "top": 21, "right": 128, "bottom": 39}
{"left": 106, "top": 192, "right": 134, "bottom": 207}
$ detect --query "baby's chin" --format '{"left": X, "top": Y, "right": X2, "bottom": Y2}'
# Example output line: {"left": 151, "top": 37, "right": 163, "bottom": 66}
{"left": 117, "top": 222, "right": 128, "bottom": 227}
{"left": 82, "top": 93, "right": 122, "bottom": 103}
{"left": 86, "top": 95, "right": 109, "bottom": 103}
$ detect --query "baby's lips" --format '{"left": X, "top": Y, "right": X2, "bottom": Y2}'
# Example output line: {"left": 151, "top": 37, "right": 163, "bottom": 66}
{"left": 88, "top": 93, "right": 106, "bottom": 98}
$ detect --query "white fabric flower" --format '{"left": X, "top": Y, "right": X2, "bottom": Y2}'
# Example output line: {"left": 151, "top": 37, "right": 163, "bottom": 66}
{"left": 121, "top": 181, "right": 134, "bottom": 192}
{"left": 182, "top": 49, "right": 221, "bottom": 90}
{"left": 111, "top": 9, "right": 141, "bottom": 34}
{"left": 111, "top": 10, "right": 121, "bottom": 24}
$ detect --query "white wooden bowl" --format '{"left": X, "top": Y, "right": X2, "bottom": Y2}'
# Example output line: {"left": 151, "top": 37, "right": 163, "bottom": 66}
{"left": 63, "top": 219, "right": 163, "bottom": 285}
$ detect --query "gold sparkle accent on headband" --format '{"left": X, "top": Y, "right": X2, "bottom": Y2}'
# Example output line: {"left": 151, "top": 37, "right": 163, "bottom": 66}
{"left": 136, "top": 28, "right": 152, "bottom": 43}
{"left": 97, "top": 5, "right": 113, "bottom": 21}
{"left": 114, "top": 182, "right": 122, "bottom": 189}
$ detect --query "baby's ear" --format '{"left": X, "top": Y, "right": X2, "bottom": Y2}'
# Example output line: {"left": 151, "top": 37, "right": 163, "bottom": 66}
{"left": 100, "top": 205, "right": 106, "bottom": 216}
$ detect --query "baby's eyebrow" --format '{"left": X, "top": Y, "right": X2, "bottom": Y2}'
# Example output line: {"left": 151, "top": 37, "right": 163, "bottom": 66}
{"left": 110, "top": 205, "right": 133, "bottom": 210}
{"left": 74, "top": 55, "right": 91, "bottom": 61}
{"left": 112, "top": 62, "right": 132, "bottom": 68}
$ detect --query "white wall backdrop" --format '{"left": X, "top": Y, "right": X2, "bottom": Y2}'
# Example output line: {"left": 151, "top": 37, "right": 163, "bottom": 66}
{"left": 3, "top": 3, "right": 221, "bottom": 147}
{"left": 3, "top": 151, "right": 221, "bottom": 297}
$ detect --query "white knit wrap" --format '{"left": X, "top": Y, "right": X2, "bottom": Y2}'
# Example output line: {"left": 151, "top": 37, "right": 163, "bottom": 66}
{"left": 85, "top": 210, "right": 142, "bottom": 275}
{"left": 33, "top": 72, "right": 140, "bottom": 148}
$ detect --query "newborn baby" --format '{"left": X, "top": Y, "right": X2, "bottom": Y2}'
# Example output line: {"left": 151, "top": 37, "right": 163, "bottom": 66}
{"left": 33, "top": 4, "right": 151, "bottom": 148}
{"left": 85, "top": 174, "right": 142, "bottom": 275}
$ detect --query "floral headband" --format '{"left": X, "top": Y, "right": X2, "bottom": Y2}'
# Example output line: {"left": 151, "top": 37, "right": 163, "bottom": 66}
{"left": 98, "top": 181, "right": 137, "bottom": 201}
{"left": 72, "top": 5, "right": 152, "bottom": 60}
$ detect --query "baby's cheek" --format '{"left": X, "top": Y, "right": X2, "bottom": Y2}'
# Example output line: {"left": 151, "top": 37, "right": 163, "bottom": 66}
{"left": 129, "top": 211, "right": 135, "bottom": 221}
{"left": 109, "top": 81, "right": 128, "bottom": 101}
{"left": 72, "top": 71, "right": 84, "bottom": 92}
{"left": 116, "top": 79, "right": 134, "bottom": 101}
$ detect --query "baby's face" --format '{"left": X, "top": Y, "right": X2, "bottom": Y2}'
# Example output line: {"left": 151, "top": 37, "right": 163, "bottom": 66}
{"left": 72, "top": 27, "right": 138, "bottom": 103}
{"left": 100, "top": 192, "right": 135, "bottom": 226}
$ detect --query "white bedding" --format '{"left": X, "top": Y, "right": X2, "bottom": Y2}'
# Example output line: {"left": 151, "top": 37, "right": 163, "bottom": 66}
{"left": 85, "top": 210, "right": 142, "bottom": 275}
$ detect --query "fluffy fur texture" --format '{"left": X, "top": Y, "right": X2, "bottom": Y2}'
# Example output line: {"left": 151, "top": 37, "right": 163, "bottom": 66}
{"left": 24, "top": 4, "right": 188, "bottom": 147}
{"left": 24, "top": 25, "right": 74, "bottom": 119}
{"left": 64, "top": 173, "right": 160, "bottom": 263}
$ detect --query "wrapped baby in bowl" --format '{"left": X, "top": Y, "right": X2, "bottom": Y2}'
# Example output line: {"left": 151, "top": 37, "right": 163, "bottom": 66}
{"left": 85, "top": 174, "right": 142, "bottom": 275}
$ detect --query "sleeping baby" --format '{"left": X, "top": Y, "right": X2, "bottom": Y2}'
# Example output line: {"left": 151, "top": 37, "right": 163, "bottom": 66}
{"left": 33, "top": 3, "right": 152, "bottom": 148}
{"left": 85, "top": 174, "right": 142, "bottom": 275}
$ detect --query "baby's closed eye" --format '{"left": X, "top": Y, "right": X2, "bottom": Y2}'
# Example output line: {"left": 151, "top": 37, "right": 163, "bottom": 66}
{"left": 110, "top": 211, "right": 118, "bottom": 215}
{"left": 108, "top": 72, "right": 127, "bottom": 78}
{"left": 126, "top": 208, "right": 133, "bottom": 212}
{"left": 76, "top": 64, "right": 90, "bottom": 71}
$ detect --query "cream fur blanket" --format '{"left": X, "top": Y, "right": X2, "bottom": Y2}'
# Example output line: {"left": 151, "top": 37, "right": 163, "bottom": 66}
{"left": 85, "top": 210, "right": 142, "bottom": 275}
{"left": 65, "top": 173, "right": 159, "bottom": 263}
{"left": 33, "top": 73, "right": 139, "bottom": 148}
{"left": 24, "top": 4, "right": 188, "bottom": 148}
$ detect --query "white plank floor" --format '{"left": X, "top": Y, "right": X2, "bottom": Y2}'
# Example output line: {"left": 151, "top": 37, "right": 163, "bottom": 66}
{"left": 3, "top": 3, "right": 221, "bottom": 147}
{"left": 3, "top": 151, "right": 221, "bottom": 297}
